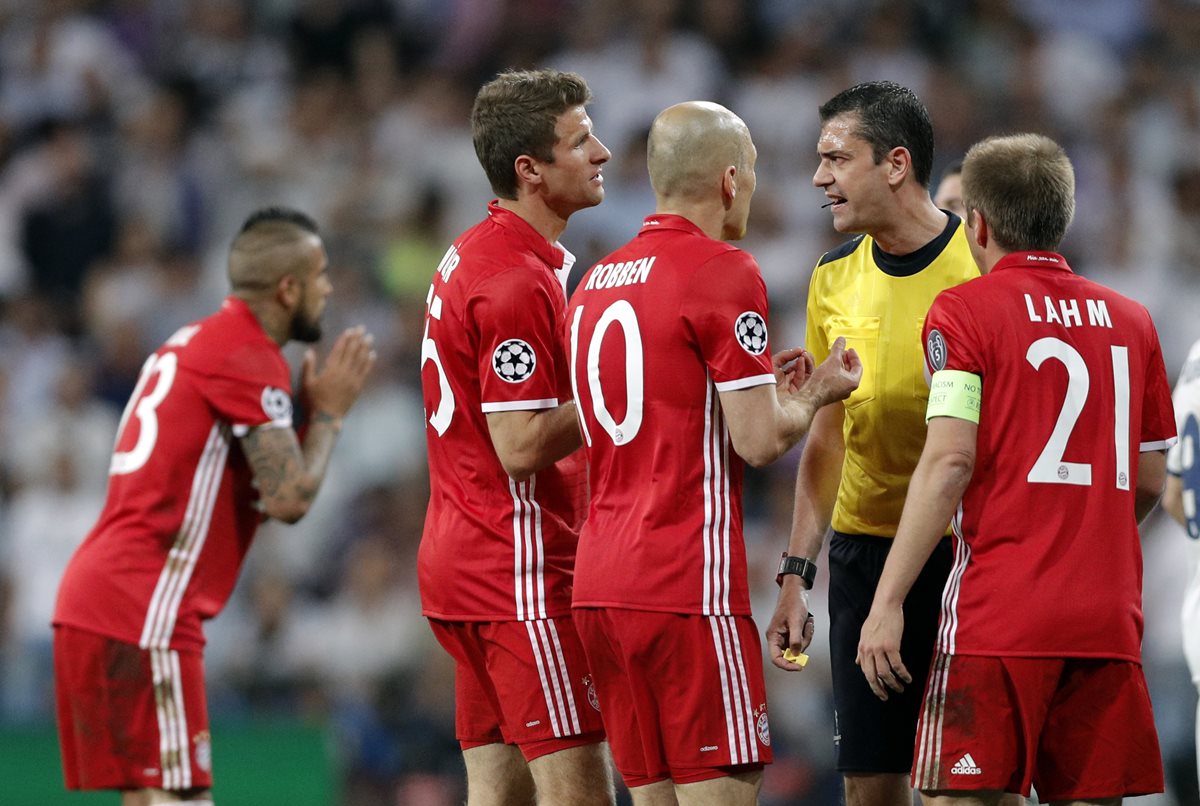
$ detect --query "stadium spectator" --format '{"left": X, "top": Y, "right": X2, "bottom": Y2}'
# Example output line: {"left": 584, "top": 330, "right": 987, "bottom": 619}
{"left": 933, "top": 160, "right": 964, "bottom": 218}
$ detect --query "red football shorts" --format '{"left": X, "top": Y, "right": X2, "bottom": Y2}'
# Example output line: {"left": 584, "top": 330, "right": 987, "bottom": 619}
{"left": 914, "top": 652, "right": 1164, "bottom": 800}
{"left": 428, "top": 616, "right": 605, "bottom": 761}
{"left": 54, "top": 625, "right": 213, "bottom": 792}
{"left": 573, "top": 608, "right": 772, "bottom": 788}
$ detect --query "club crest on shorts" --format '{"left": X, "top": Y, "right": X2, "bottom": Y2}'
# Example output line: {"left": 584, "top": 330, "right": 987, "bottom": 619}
{"left": 926, "top": 328, "right": 948, "bottom": 372}
{"left": 735, "top": 311, "right": 768, "bottom": 355}
{"left": 194, "top": 730, "right": 212, "bottom": 772}
{"left": 261, "top": 386, "right": 293, "bottom": 424}
{"left": 492, "top": 339, "right": 536, "bottom": 383}
{"left": 754, "top": 703, "right": 770, "bottom": 746}
{"left": 583, "top": 674, "right": 600, "bottom": 712}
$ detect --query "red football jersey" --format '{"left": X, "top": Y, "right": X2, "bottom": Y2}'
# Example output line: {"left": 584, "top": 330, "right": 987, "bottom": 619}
{"left": 53, "top": 297, "right": 293, "bottom": 651}
{"left": 923, "top": 251, "right": 1176, "bottom": 660}
{"left": 566, "top": 215, "right": 776, "bottom": 616}
{"left": 418, "top": 203, "right": 582, "bottom": 621}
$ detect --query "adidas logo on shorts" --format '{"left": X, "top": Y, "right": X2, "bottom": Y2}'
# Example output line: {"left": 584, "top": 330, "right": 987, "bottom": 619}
{"left": 951, "top": 753, "right": 983, "bottom": 775}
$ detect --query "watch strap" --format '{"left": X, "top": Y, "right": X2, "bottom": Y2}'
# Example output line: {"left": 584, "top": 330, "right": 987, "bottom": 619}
{"left": 776, "top": 553, "right": 817, "bottom": 589}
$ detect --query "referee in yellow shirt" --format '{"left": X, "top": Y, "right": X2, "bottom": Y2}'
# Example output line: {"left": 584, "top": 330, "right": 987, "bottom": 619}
{"left": 764, "top": 82, "right": 1002, "bottom": 806}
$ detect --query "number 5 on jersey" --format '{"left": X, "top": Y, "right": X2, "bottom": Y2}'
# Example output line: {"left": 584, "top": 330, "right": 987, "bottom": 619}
{"left": 422, "top": 283, "right": 455, "bottom": 436}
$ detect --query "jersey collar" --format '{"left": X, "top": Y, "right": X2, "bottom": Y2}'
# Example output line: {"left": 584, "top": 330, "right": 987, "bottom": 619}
{"left": 872, "top": 211, "right": 960, "bottom": 277}
{"left": 486, "top": 201, "right": 575, "bottom": 291}
{"left": 990, "top": 250, "right": 1074, "bottom": 274}
{"left": 222, "top": 295, "right": 260, "bottom": 325}
{"left": 221, "top": 295, "right": 279, "bottom": 345}
{"left": 638, "top": 214, "right": 707, "bottom": 237}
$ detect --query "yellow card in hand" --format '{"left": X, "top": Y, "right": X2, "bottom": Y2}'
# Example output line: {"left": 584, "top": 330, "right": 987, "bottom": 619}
{"left": 782, "top": 648, "right": 809, "bottom": 667}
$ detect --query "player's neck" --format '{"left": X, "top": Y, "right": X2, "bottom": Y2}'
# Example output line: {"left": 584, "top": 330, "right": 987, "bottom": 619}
{"left": 654, "top": 200, "right": 726, "bottom": 241}
{"left": 235, "top": 292, "right": 291, "bottom": 345}
{"left": 871, "top": 196, "right": 947, "bottom": 256}
{"left": 977, "top": 245, "right": 1011, "bottom": 275}
{"left": 496, "top": 197, "right": 569, "bottom": 246}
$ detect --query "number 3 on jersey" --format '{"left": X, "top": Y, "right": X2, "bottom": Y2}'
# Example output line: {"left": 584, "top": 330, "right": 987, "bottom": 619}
{"left": 569, "top": 301, "right": 644, "bottom": 447}
{"left": 110, "top": 352, "right": 178, "bottom": 475}
{"left": 1026, "top": 337, "right": 1130, "bottom": 490}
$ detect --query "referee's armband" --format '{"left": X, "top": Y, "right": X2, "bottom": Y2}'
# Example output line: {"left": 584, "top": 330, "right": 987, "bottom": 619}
{"left": 926, "top": 370, "right": 982, "bottom": 423}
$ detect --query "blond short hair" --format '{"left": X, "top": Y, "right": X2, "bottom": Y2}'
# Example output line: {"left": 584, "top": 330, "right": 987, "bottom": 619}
{"left": 961, "top": 133, "right": 1075, "bottom": 252}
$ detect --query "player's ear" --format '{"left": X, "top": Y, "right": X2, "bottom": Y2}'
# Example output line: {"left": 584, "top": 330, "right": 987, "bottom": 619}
{"left": 721, "top": 165, "right": 737, "bottom": 210}
{"left": 276, "top": 273, "right": 301, "bottom": 308}
{"left": 513, "top": 154, "right": 541, "bottom": 191}
{"left": 970, "top": 208, "right": 989, "bottom": 249}
{"left": 886, "top": 146, "right": 911, "bottom": 188}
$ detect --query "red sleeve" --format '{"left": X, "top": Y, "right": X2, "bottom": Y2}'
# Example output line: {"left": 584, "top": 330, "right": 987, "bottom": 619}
{"left": 202, "top": 342, "right": 294, "bottom": 434}
{"left": 468, "top": 267, "right": 568, "bottom": 413}
{"left": 680, "top": 249, "right": 775, "bottom": 391}
{"left": 923, "top": 289, "right": 985, "bottom": 377}
{"left": 1139, "top": 311, "right": 1178, "bottom": 451}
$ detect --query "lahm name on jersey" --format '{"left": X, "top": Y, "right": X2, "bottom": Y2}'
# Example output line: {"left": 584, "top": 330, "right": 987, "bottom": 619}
{"left": 584, "top": 256, "right": 656, "bottom": 290}
{"left": 1023, "top": 293, "right": 1112, "bottom": 329}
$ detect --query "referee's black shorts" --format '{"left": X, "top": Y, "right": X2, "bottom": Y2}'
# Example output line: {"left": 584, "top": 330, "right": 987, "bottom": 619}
{"left": 827, "top": 530, "right": 953, "bottom": 773}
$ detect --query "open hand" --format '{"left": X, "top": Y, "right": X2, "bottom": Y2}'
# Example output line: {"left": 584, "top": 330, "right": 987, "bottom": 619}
{"left": 302, "top": 325, "right": 377, "bottom": 419}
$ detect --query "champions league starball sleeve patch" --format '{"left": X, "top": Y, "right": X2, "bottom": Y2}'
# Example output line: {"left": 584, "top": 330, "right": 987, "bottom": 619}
{"left": 735, "top": 311, "right": 768, "bottom": 355}
{"left": 260, "top": 386, "right": 293, "bottom": 425}
{"left": 492, "top": 338, "right": 537, "bottom": 383}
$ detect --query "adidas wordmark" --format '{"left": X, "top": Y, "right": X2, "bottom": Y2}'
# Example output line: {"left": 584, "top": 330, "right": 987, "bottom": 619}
{"left": 951, "top": 753, "right": 983, "bottom": 775}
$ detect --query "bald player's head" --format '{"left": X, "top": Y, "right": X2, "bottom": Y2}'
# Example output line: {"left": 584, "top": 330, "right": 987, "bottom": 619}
{"left": 228, "top": 207, "right": 321, "bottom": 295}
{"left": 647, "top": 101, "right": 752, "bottom": 201}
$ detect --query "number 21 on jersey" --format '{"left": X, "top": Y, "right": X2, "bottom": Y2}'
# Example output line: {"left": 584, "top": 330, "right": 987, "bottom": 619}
{"left": 1026, "top": 336, "right": 1130, "bottom": 490}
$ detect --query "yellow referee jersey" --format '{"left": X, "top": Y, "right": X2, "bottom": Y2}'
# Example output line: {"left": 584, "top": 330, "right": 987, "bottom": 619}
{"left": 805, "top": 214, "right": 977, "bottom": 537}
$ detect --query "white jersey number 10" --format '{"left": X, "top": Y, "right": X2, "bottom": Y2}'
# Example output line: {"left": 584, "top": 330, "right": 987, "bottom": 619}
{"left": 569, "top": 301, "right": 645, "bottom": 448}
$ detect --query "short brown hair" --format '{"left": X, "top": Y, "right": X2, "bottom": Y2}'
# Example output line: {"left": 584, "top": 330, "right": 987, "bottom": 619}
{"left": 471, "top": 69, "right": 593, "bottom": 199}
{"left": 961, "top": 133, "right": 1075, "bottom": 252}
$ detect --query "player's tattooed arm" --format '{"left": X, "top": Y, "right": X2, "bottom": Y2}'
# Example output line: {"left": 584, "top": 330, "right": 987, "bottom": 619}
{"left": 242, "top": 326, "right": 375, "bottom": 522}
{"left": 240, "top": 425, "right": 314, "bottom": 523}
{"left": 240, "top": 411, "right": 345, "bottom": 523}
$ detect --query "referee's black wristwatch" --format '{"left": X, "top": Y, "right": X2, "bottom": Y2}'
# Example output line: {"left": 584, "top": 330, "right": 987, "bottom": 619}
{"left": 776, "top": 553, "right": 817, "bottom": 589}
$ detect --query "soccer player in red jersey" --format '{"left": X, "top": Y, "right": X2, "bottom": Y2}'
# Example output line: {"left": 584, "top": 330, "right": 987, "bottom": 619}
{"left": 566, "top": 101, "right": 861, "bottom": 806}
{"left": 857, "top": 133, "right": 1177, "bottom": 805}
{"left": 417, "top": 69, "right": 614, "bottom": 805}
{"left": 52, "top": 207, "right": 376, "bottom": 805}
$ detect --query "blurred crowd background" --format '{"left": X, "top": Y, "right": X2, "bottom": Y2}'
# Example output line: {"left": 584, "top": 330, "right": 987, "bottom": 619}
{"left": 0, "top": 0, "right": 1198, "bottom": 804}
